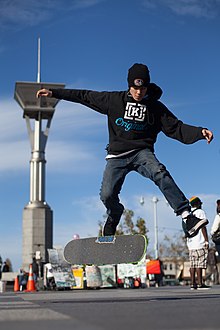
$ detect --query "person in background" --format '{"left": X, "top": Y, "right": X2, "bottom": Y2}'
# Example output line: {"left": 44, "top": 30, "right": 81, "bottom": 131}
{"left": 2, "top": 261, "right": 9, "bottom": 272}
{"left": 0, "top": 255, "right": 2, "bottom": 279}
{"left": 154, "top": 259, "right": 164, "bottom": 287}
{"left": 211, "top": 199, "right": 220, "bottom": 284}
{"left": 18, "top": 269, "right": 28, "bottom": 291}
{"left": 36, "top": 63, "right": 213, "bottom": 238}
{"left": 211, "top": 199, "right": 220, "bottom": 256}
{"left": 206, "top": 248, "right": 219, "bottom": 285}
{"left": 32, "top": 257, "right": 39, "bottom": 283}
{"left": 186, "top": 196, "right": 210, "bottom": 290}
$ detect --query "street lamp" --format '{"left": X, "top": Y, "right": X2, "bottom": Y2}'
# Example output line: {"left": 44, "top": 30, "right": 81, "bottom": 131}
{"left": 140, "top": 196, "right": 159, "bottom": 259}
{"left": 152, "top": 196, "right": 159, "bottom": 260}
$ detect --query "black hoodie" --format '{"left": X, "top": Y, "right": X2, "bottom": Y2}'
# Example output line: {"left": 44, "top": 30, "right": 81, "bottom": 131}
{"left": 50, "top": 83, "right": 204, "bottom": 155}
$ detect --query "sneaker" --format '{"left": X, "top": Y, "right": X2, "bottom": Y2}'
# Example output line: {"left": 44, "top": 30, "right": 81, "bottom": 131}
{"left": 197, "top": 284, "right": 211, "bottom": 290}
{"left": 182, "top": 220, "right": 190, "bottom": 238}
{"left": 190, "top": 284, "right": 197, "bottom": 290}
{"left": 184, "top": 213, "right": 209, "bottom": 237}
{"left": 102, "top": 216, "right": 118, "bottom": 236}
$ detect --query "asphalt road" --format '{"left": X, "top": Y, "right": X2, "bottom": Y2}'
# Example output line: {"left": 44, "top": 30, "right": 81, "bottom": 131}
{"left": 0, "top": 285, "right": 220, "bottom": 330}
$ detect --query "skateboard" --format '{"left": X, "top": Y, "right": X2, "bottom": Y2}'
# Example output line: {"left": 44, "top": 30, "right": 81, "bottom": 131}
{"left": 64, "top": 235, "right": 147, "bottom": 266}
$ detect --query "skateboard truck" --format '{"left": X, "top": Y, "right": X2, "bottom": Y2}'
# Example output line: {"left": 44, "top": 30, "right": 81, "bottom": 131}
{"left": 95, "top": 236, "right": 116, "bottom": 244}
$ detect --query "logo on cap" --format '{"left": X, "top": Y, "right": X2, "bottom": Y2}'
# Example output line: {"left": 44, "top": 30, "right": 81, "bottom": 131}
{"left": 134, "top": 79, "right": 144, "bottom": 87}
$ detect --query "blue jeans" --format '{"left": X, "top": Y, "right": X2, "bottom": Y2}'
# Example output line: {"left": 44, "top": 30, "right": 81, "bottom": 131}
{"left": 100, "top": 149, "right": 190, "bottom": 223}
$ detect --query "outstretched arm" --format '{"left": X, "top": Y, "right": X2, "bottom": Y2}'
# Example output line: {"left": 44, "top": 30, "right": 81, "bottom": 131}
{"left": 160, "top": 104, "right": 214, "bottom": 145}
{"left": 36, "top": 88, "right": 52, "bottom": 98}
{"left": 36, "top": 88, "right": 110, "bottom": 115}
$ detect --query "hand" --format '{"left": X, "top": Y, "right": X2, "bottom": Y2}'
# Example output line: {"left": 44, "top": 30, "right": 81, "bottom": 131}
{"left": 36, "top": 89, "right": 52, "bottom": 98}
{"left": 204, "top": 241, "right": 209, "bottom": 249}
{"left": 202, "top": 129, "right": 213, "bottom": 144}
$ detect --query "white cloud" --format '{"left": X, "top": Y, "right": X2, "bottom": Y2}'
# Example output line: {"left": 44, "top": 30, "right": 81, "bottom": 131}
{"left": 142, "top": 0, "right": 220, "bottom": 18}
{"left": 165, "top": 0, "right": 220, "bottom": 18}
{"left": 69, "top": 0, "right": 105, "bottom": 10}
{"left": 52, "top": 100, "right": 106, "bottom": 137}
{"left": 0, "top": 98, "right": 106, "bottom": 174}
{"left": 0, "top": 100, "right": 26, "bottom": 141}
{"left": 0, "top": 0, "right": 105, "bottom": 29}
{"left": 54, "top": 197, "right": 104, "bottom": 242}
{"left": 47, "top": 140, "right": 101, "bottom": 173}
{"left": 0, "top": 140, "right": 29, "bottom": 172}
{"left": 0, "top": 0, "right": 54, "bottom": 28}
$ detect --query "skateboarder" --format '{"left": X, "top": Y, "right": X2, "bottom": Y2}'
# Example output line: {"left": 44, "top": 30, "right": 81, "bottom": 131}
{"left": 36, "top": 63, "right": 213, "bottom": 238}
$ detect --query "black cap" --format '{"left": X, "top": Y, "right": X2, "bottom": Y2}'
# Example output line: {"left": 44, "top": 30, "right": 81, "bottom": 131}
{"left": 189, "top": 196, "right": 202, "bottom": 207}
{"left": 127, "top": 63, "right": 150, "bottom": 88}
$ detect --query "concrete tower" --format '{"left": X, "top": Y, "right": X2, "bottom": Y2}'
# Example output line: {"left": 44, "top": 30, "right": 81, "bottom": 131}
{"left": 14, "top": 39, "right": 65, "bottom": 269}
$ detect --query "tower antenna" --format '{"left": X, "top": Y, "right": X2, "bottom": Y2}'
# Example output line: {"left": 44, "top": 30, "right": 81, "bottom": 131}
{"left": 37, "top": 37, "right": 41, "bottom": 83}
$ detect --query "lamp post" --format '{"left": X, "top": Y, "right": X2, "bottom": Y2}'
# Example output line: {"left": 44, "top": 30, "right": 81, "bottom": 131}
{"left": 152, "top": 196, "right": 159, "bottom": 259}
{"left": 140, "top": 196, "right": 159, "bottom": 259}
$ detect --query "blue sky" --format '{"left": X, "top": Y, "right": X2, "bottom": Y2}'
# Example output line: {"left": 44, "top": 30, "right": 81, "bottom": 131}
{"left": 0, "top": 0, "right": 220, "bottom": 271}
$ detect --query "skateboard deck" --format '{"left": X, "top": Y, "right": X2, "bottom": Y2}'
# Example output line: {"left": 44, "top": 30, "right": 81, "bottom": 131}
{"left": 64, "top": 235, "right": 147, "bottom": 266}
